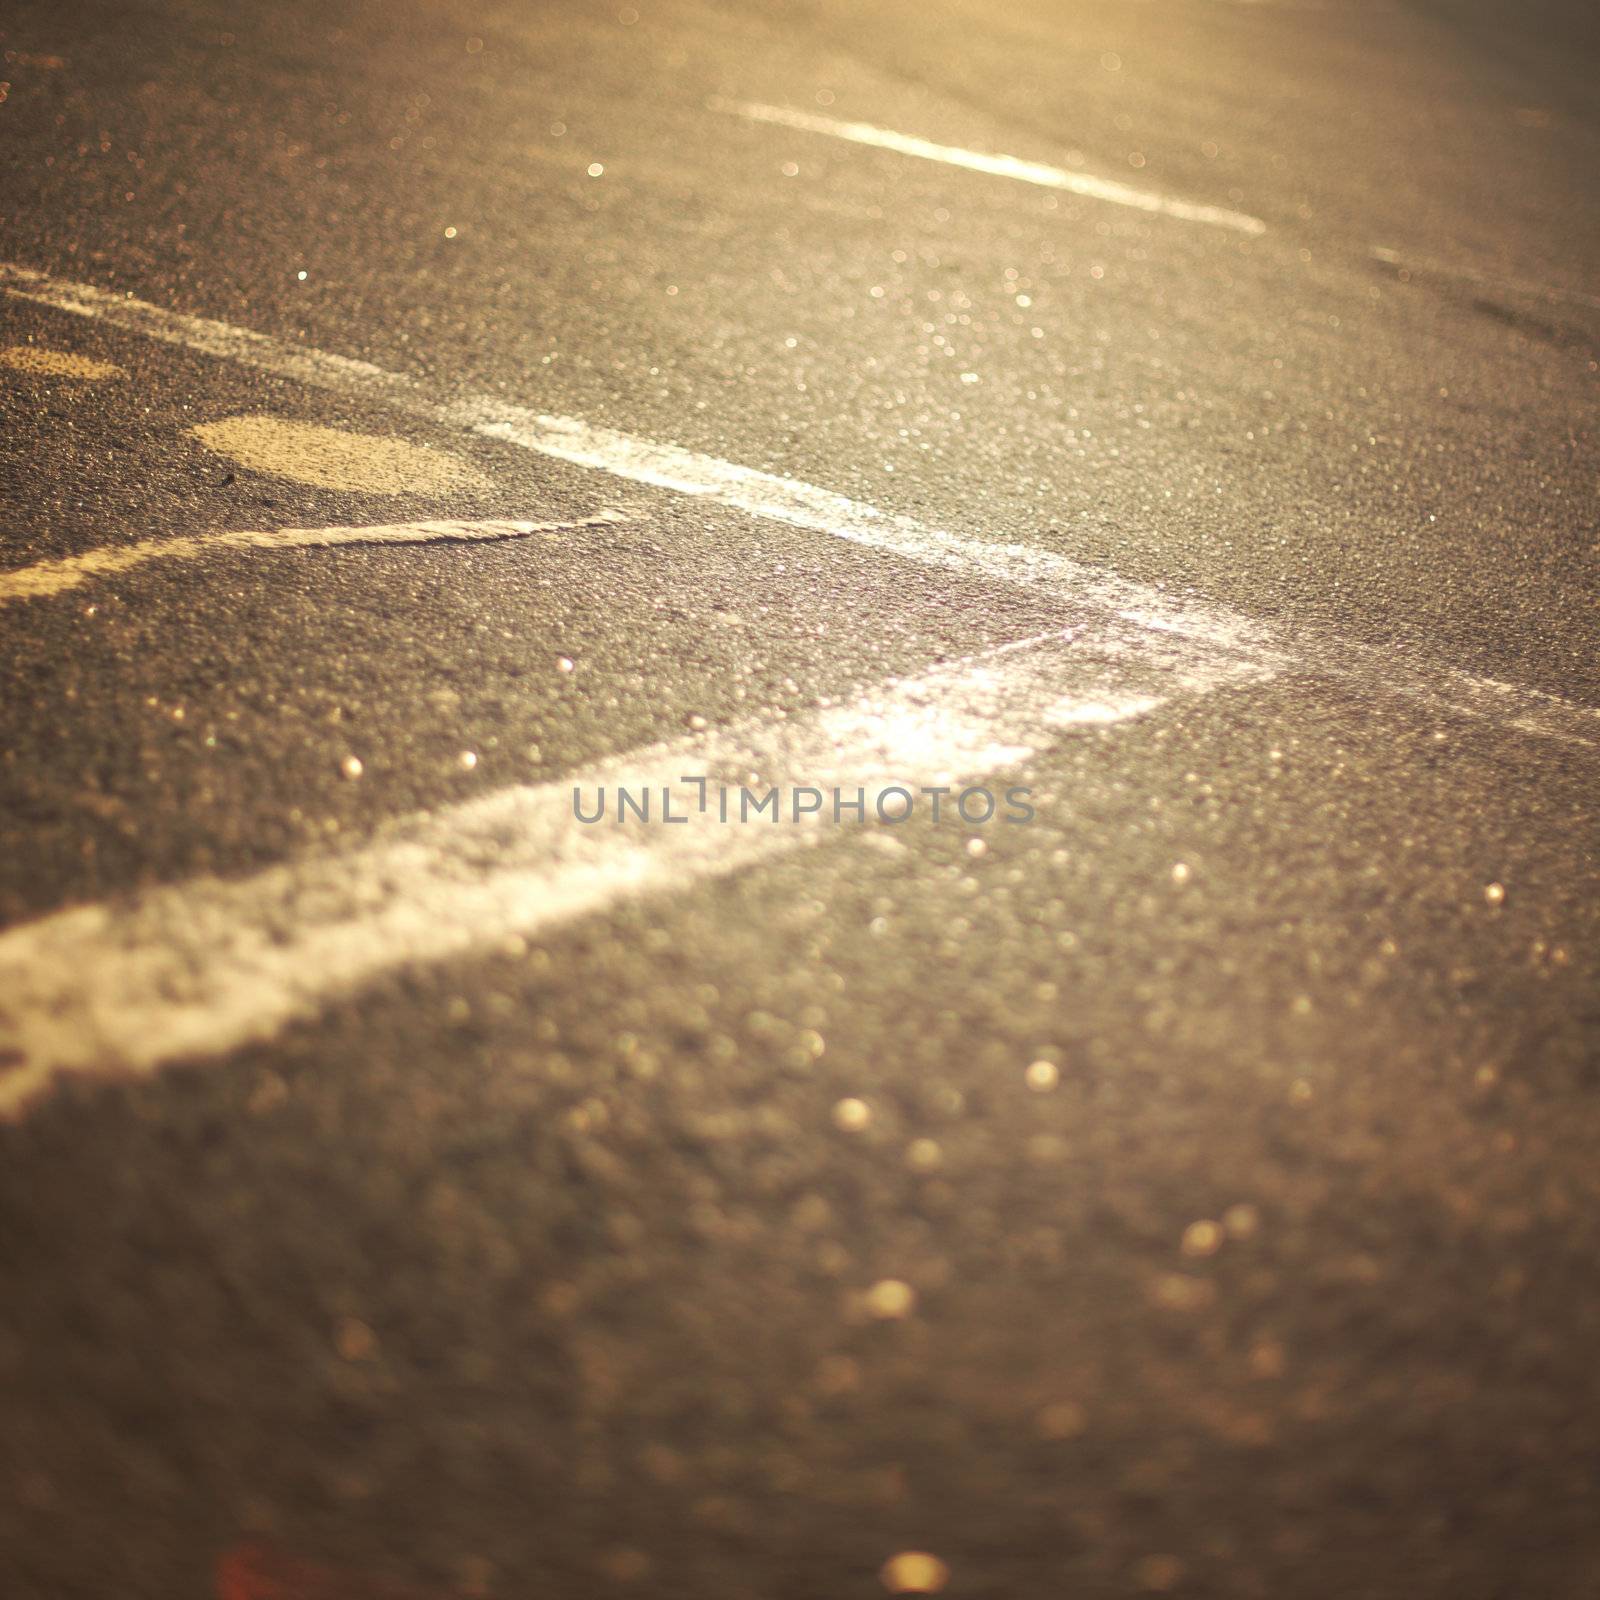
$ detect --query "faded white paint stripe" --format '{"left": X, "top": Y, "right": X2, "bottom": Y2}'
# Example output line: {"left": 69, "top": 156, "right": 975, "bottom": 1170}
{"left": 708, "top": 98, "right": 1268, "bottom": 235}
{"left": 1369, "top": 245, "right": 1600, "bottom": 313}
{"left": 2, "top": 263, "right": 1595, "bottom": 747}
{"left": 0, "top": 514, "right": 627, "bottom": 603}
{"left": 0, "top": 627, "right": 1257, "bottom": 1115}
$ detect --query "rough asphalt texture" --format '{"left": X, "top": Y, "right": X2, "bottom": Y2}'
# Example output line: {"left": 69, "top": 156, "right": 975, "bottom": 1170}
{"left": 1, "top": 0, "right": 1597, "bottom": 1595}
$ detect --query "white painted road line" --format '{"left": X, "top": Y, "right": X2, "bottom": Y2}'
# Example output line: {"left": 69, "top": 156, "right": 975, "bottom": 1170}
{"left": 707, "top": 98, "right": 1268, "bottom": 236}
{"left": 0, "top": 627, "right": 1263, "bottom": 1116}
{"left": 3, "top": 263, "right": 1595, "bottom": 747}
{"left": 0, "top": 514, "right": 627, "bottom": 604}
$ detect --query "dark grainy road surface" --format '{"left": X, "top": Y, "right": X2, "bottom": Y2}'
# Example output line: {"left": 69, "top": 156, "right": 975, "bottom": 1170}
{"left": 1, "top": 0, "right": 1597, "bottom": 1596}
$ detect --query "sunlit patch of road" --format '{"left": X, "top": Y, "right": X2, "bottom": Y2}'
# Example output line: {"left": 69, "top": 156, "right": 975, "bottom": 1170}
{"left": 1, "top": 343, "right": 123, "bottom": 379}
{"left": 191, "top": 415, "right": 491, "bottom": 495}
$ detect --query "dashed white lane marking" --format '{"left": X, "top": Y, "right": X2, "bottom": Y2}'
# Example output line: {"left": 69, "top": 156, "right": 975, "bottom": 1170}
{"left": 0, "top": 514, "right": 627, "bottom": 604}
{"left": 1369, "top": 246, "right": 1600, "bottom": 314}
{"left": 2, "top": 262, "right": 1595, "bottom": 748}
{"left": 0, "top": 627, "right": 1260, "bottom": 1115}
{"left": 707, "top": 98, "right": 1268, "bottom": 235}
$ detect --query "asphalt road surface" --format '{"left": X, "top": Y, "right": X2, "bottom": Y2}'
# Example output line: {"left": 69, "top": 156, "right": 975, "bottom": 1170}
{"left": 2, "top": 1, "right": 1598, "bottom": 1596}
